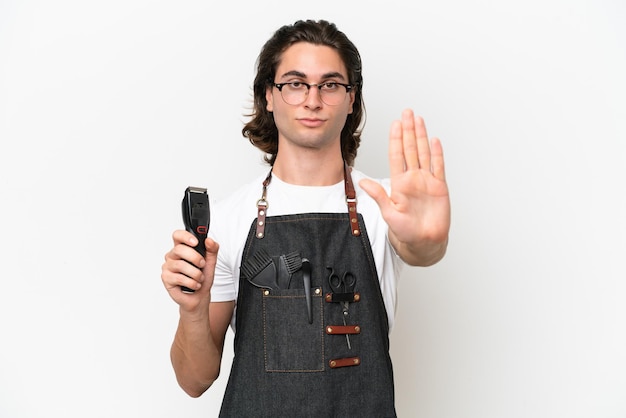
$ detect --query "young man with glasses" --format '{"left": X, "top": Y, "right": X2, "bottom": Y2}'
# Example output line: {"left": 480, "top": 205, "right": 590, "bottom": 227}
{"left": 161, "top": 19, "right": 450, "bottom": 416}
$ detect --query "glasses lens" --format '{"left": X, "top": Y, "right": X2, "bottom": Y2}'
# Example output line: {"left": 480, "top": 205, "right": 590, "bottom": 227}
{"left": 319, "top": 83, "right": 349, "bottom": 106}
{"left": 280, "top": 83, "right": 349, "bottom": 106}
{"left": 281, "top": 84, "right": 306, "bottom": 105}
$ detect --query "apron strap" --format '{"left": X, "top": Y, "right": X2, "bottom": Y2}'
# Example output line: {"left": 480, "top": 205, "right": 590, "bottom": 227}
{"left": 255, "top": 162, "right": 361, "bottom": 239}
{"left": 255, "top": 171, "right": 272, "bottom": 239}
{"left": 344, "top": 161, "right": 361, "bottom": 236}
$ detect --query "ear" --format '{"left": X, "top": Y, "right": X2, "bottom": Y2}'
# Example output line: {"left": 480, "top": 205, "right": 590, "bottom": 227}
{"left": 266, "top": 85, "right": 274, "bottom": 112}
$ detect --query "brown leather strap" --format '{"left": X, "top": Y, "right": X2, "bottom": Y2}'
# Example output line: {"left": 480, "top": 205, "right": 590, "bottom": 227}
{"left": 255, "top": 171, "right": 272, "bottom": 239}
{"left": 344, "top": 161, "right": 361, "bottom": 236}
{"left": 326, "top": 325, "right": 361, "bottom": 335}
{"left": 256, "top": 162, "right": 360, "bottom": 239}
{"left": 329, "top": 357, "right": 361, "bottom": 368}
{"left": 325, "top": 292, "right": 361, "bottom": 303}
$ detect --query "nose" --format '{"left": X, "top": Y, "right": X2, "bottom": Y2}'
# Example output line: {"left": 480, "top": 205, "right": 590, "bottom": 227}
{"left": 304, "top": 85, "right": 323, "bottom": 108}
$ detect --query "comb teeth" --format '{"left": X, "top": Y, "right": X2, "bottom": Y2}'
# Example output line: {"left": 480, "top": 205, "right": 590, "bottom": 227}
{"left": 281, "top": 251, "right": 302, "bottom": 274}
{"left": 279, "top": 251, "right": 302, "bottom": 289}
{"left": 240, "top": 248, "right": 273, "bottom": 279}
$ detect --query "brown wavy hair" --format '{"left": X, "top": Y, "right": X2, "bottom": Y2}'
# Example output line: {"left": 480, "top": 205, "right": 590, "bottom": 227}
{"left": 242, "top": 20, "right": 365, "bottom": 166}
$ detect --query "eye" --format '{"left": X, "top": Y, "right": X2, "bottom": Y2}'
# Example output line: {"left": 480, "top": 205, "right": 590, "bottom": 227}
{"left": 289, "top": 82, "right": 305, "bottom": 89}
{"left": 320, "top": 82, "right": 339, "bottom": 91}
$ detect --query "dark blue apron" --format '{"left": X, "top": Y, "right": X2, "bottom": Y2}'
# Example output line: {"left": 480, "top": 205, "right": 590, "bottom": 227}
{"left": 219, "top": 164, "right": 396, "bottom": 417}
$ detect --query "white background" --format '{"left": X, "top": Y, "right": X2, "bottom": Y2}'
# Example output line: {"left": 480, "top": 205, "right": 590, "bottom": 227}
{"left": 1, "top": 0, "right": 625, "bottom": 417}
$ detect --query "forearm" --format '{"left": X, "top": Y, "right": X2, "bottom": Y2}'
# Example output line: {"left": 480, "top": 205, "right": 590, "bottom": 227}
{"left": 170, "top": 307, "right": 223, "bottom": 397}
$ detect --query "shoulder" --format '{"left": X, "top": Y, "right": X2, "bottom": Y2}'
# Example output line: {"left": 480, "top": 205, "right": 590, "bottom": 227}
{"left": 210, "top": 174, "right": 265, "bottom": 242}
{"left": 212, "top": 174, "right": 266, "bottom": 211}
{"left": 211, "top": 173, "right": 269, "bottom": 224}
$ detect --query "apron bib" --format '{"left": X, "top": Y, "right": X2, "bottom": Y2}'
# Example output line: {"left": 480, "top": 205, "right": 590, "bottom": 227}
{"left": 220, "top": 164, "right": 396, "bottom": 417}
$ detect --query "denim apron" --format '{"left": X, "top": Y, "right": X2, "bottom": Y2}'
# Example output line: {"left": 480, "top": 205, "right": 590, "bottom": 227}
{"left": 219, "top": 164, "right": 396, "bottom": 417}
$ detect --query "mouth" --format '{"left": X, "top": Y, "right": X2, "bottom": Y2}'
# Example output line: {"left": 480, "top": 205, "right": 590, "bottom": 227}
{"left": 298, "top": 118, "right": 325, "bottom": 128}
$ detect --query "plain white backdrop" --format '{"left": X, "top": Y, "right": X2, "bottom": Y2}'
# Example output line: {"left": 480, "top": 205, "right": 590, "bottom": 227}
{"left": 1, "top": 0, "right": 625, "bottom": 417}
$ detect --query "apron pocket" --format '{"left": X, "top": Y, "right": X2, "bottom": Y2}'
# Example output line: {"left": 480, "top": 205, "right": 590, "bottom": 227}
{"left": 262, "top": 287, "right": 324, "bottom": 372}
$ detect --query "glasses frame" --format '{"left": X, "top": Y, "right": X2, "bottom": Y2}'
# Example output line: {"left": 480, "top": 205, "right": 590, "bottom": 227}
{"left": 272, "top": 81, "right": 354, "bottom": 106}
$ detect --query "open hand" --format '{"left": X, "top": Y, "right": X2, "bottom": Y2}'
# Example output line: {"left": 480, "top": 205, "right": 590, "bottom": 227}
{"left": 360, "top": 109, "right": 450, "bottom": 266}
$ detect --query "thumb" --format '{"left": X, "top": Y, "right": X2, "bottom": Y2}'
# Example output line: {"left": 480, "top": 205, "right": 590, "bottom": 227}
{"left": 359, "top": 178, "right": 391, "bottom": 214}
{"left": 204, "top": 237, "right": 220, "bottom": 268}
{"left": 194, "top": 237, "right": 219, "bottom": 294}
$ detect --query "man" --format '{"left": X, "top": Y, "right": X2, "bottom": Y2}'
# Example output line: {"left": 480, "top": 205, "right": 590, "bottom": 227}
{"left": 161, "top": 19, "right": 450, "bottom": 417}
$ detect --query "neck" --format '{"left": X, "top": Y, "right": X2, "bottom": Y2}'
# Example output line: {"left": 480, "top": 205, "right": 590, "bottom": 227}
{"left": 272, "top": 150, "right": 345, "bottom": 186}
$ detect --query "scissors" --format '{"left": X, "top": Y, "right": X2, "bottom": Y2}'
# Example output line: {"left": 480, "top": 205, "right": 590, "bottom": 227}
{"left": 328, "top": 268, "right": 356, "bottom": 295}
{"left": 327, "top": 267, "right": 357, "bottom": 349}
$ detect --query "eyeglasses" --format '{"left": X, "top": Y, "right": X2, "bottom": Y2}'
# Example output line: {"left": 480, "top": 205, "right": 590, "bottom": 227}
{"left": 272, "top": 81, "right": 353, "bottom": 106}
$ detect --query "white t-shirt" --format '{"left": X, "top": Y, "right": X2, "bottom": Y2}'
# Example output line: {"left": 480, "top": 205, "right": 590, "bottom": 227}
{"left": 209, "top": 169, "right": 404, "bottom": 331}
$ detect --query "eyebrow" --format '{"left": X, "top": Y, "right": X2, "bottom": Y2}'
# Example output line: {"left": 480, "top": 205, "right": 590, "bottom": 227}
{"left": 277, "top": 70, "right": 347, "bottom": 81}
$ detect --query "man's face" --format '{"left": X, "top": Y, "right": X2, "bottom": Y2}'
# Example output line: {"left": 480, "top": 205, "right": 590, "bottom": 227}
{"left": 266, "top": 42, "right": 355, "bottom": 155}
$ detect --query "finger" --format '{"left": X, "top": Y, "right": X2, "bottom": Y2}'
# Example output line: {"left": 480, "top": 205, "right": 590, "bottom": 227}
{"left": 203, "top": 238, "right": 220, "bottom": 267}
{"left": 177, "top": 271, "right": 204, "bottom": 292}
{"left": 430, "top": 137, "right": 446, "bottom": 181}
{"left": 401, "top": 109, "right": 419, "bottom": 170}
{"left": 172, "top": 229, "right": 198, "bottom": 247}
{"left": 161, "top": 259, "right": 202, "bottom": 291}
{"left": 204, "top": 237, "right": 219, "bottom": 254}
{"left": 389, "top": 120, "right": 405, "bottom": 177}
{"left": 414, "top": 114, "right": 431, "bottom": 172}
{"left": 171, "top": 241, "right": 206, "bottom": 269}
{"left": 359, "top": 179, "right": 392, "bottom": 215}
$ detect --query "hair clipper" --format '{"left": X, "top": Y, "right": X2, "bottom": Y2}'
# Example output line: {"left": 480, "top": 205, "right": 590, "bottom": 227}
{"left": 181, "top": 186, "right": 210, "bottom": 293}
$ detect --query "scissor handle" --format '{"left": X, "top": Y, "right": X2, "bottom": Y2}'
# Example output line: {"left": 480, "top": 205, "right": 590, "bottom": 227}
{"left": 327, "top": 267, "right": 342, "bottom": 291}
{"left": 327, "top": 267, "right": 356, "bottom": 293}
{"left": 341, "top": 271, "right": 356, "bottom": 290}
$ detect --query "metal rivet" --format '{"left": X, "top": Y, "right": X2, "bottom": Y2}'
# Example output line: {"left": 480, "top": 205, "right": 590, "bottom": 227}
{"left": 259, "top": 210, "right": 265, "bottom": 216}
{"left": 353, "top": 358, "right": 360, "bottom": 365}
{"left": 327, "top": 327, "right": 332, "bottom": 333}
{"left": 325, "top": 294, "right": 331, "bottom": 302}
{"left": 263, "top": 290, "right": 269, "bottom": 296}
{"left": 353, "top": 229, "right": 360, "bottom": 235}
{"left": 257, "top": 233, "right": 264, "bottom": 238}
{"left": 330, "top": 360, "right": 336, "bottom": 367}
{"left": 354, "top": 294, "right": 360, "bottom": 302}
{"left": 315, "top": 288, "right": 321, "bottom": 295}
{"left": 351, "top": 218, "right": 357, "bottom": 223}
{"left": 258, "top": 221, "right": 264, "bottom": 226}
{"left": 354, "top": 326, "right": 360, "bottom": 333}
